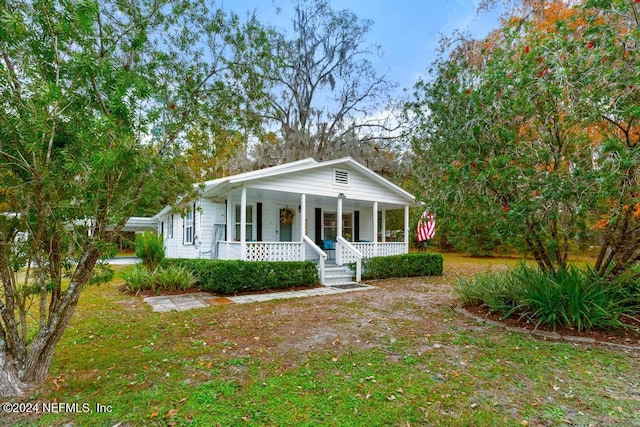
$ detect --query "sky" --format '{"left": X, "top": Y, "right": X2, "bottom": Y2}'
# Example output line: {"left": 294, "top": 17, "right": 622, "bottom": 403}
{"left": 224, "top": 0, "right": 505, "bottom": 95}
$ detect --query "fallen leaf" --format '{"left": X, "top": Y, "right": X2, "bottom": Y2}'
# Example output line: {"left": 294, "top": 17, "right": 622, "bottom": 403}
{"left": 163, "top": 409, "right": 178, "bottom": 419}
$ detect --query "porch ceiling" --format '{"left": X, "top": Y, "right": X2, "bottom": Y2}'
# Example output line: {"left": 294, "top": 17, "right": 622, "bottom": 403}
{"left": 212, "top": 187, "right": 407, "bottom": 210}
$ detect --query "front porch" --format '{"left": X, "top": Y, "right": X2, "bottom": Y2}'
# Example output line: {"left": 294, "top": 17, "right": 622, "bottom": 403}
{"left": 214, "top": 187, "right": 411, "bottom": 285}
{"left": 217, "top": 240, "right": 407, "bottom": 286}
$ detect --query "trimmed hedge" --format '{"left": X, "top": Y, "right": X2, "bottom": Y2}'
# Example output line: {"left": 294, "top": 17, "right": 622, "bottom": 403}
{"left": 162, "top": 259, "right": 318, "bottom": 294}
{"left": 360, "top": 253, "right": 443, "bottom": 280}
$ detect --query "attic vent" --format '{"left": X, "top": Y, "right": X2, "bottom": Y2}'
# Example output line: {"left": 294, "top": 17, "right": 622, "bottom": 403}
{"left": 334, "top": 169, "right": 349, "bottom": 185}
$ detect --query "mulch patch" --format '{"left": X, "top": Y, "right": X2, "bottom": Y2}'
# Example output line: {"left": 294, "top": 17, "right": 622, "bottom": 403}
{"left": 463, "top": 303, "right": 640, "bottom": 348}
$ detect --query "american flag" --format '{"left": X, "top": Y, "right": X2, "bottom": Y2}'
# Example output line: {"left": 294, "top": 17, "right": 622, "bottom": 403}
{"left": 416, "top": 211, "right": 436, "bottom": 242}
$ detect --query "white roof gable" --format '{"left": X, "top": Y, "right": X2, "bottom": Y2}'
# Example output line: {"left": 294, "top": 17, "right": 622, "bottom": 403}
{"left": 200, "top": 157, "right": 415, "bottom": 205}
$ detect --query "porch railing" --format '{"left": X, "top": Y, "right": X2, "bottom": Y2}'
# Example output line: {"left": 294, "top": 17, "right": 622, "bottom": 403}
{"left": 336, "top": 236, "right": 362, "bottom": 282}
{"left": 245, "top": 241, "right": 303, "bottom": 261}
{"left": 303, "top": 235, "right": 327, "bottom": 285}
{"left": 218, "top": 240, "right": 407, "bottom": 263}
{"left": 352, "top": 242, "right": 406, "bottom": 258}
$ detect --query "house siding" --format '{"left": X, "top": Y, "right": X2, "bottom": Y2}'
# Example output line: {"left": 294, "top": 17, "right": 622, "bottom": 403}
{"left": 160, "top": 199, "right": 225, "bottom": 259}
{"left": 245, "top": 166, "right": 410, "bottom": 205}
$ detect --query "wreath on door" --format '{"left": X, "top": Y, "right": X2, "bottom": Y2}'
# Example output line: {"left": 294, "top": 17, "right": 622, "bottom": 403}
{"left": 280, "top": 208, "right": 296, "bottom": 224}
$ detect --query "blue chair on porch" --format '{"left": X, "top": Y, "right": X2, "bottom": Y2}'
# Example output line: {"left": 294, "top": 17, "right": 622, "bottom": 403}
{"left": 322, "top": 240, "right": 335, "bottom": 261}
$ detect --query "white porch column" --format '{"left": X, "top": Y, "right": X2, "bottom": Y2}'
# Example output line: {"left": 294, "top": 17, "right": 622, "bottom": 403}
{"left": 226, "top": 196, "right": 233, "bottom": 260}
{"left": 372, "top": 201, "right": 378, "bottom": 257}
{"left": 337, "top": 196, "right": 343, "bottom": 239}
{"left": 381, "top": 209, "right": 386, "bottom": 244}
{"left": 336, "top": 195, "right": 343, "bottom": 265}
{"left": 300, "top": 193, "right": 306, "bottom": 260}
{"left": 404, "top": 204, "right": 410, "bottom": 253}
{"left": 240, "top": 187, "right": 247, "bottom": 260}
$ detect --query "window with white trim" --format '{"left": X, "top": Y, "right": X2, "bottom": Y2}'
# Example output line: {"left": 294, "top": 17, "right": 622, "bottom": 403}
{"left": 234, "top": 204, "right": 254, "bottom": 240}
{"left": 323, "top": 212, "right": 337, "bottom": 241}
{"left": 323, "top": 212, "right": 353, "bottom": 241}
{"left": 184, "top": 206, "right": 195, "bottom": 244}
{"left": 342, "top": 213, "right": 353, "bottom": 241}
{"left": 167, "top": 215, "right": 174, "bottom": 239}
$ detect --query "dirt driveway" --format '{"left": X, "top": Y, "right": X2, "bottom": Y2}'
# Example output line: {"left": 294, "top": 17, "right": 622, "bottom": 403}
{"left": 191, "top": 256, "right": 513, "bottom": 371}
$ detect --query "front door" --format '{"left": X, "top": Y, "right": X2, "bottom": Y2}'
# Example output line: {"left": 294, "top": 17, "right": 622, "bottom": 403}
{"left": 278, "top": 206, "right": 293, "bottom": 242}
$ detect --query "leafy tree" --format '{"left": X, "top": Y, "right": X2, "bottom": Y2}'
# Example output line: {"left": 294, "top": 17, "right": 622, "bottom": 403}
{"left": 181, "top": 127, "right": 250, "bottom": 180}
{"left": 0, "top": 0, "right": 271, "bottom": 397}
{"left": 577, "top": 0, "right": 640, "bottom": 278}
{"left": 253, "top": 0, "right": 403, "bottom": 175}
{"left": 410, "top": 0, "right": 640, "bottom": 277}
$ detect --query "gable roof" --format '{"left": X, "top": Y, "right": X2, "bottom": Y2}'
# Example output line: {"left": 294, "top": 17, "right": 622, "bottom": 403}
{"left": 200, "top": 157, "right": 415, "bottom": 204}
{"left": 199, "top": 157, "right": 318, "bottom": 189}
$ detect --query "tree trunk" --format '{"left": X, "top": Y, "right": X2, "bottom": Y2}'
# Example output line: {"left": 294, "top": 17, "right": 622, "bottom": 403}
{"left": 21, "top": 338, "right": 58, "bottom": 386}
{"left": 0, "top": 248, "right": 101, "bottom": 398}
{"left": 0, "top": 358, "right": 31, "bottom": 398}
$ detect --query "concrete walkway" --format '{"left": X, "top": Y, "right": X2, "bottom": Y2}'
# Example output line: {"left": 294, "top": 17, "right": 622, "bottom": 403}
{"left": 106, "top": 256, "right": 141, "bottom": 265}
{"left": 144, "top": 284, "right": 374, "bottom": 312}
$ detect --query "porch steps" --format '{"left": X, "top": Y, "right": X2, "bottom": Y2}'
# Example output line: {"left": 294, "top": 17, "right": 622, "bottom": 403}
{"left": 322, "top": 264, "right": 355, "bottom": 286}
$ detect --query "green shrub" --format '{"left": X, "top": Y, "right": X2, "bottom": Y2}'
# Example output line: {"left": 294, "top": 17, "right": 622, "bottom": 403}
{"left": 121, "top": 264, "right": 196, "bottom": 294}
{"left": 163, "top": 259, "right": 318, "bottom": 294}
{"left": 517, "top": 266, "right": 626, "bottom": 332}
{"left": 360, "top": 253, "right": 443, "bottom": 280}
{"left": 135, "top": 232, "right": 165, "bottom": 272}
{"left": 155, "top": 265, "right": 196, "bottom": 292}
{"left": 456, "top": 264, "right": 631, "bottom": 332}
{"left": 121, "top": 264, "right": 156, "bottom": 293}
{"left": 608, "top": 267, "right": 640, "bottom": 310}
{"left": 455, "top": 270, "right": 522, "bottom": 317}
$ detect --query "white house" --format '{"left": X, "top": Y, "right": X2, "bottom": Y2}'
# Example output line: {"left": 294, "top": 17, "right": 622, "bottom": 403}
{"left": 141, "top": 157, "right": 416, "bottom": 285}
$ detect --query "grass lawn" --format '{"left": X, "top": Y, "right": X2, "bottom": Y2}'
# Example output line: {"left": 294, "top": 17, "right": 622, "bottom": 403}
{"left": 8, "top": 254, "right": 640, "bottom": 426}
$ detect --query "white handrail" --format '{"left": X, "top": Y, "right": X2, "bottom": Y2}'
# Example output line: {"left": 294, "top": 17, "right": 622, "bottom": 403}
{"left": 336, "top": 236, "right": 362, "bottom": 282}
{"left": 303, "top": 235, "right": 327, "bottom": 285}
